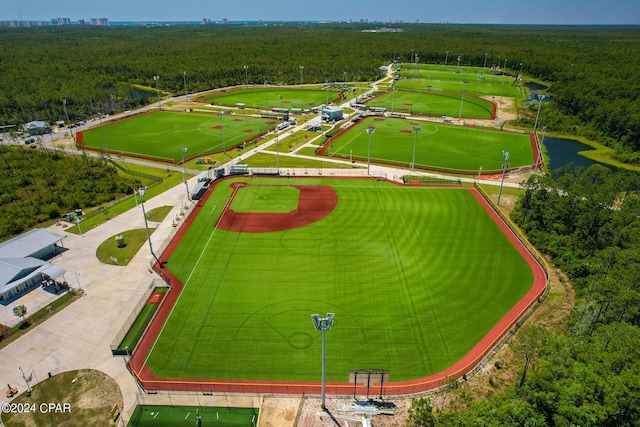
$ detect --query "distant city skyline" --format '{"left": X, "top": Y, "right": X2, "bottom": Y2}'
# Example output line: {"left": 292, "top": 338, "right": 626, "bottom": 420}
{"left": 1, "top": 0, "right": 639, "bottom": 25}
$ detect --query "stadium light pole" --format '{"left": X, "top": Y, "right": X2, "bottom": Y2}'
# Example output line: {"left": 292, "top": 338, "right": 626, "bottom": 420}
{"left": 275, "top": 127, "right": 280, "bottom": 170}
{"left": 244, "top": 65, "right": 249, "bottom": 86}
{"left": 411, "top": 126, "right": 421, "bottom": 172}
{"left": 183, "top": 71, "right": 189, "bottom": 102}
{"left": 153, "top": 75, "right": 161, "bottom": 110}
{"left": 311, "top": 313, "right": 335, "bottom": 410}
{"left": 457, "top": 55, "right": 461, "bottom": 66}
{"left": 411, "top": 48, "right": 414, "bottom": 64}
{"left": 497, "top": 151, "right": 510, "bottom": 206}
{"left": 217, "top": 112, "right": 226, "bottom": 155}
{"left": 445, "top": 50, "right": 449, "bottom": 65}
{"left": 484, "top": 53, "right": 488, "bottom": 68}
{"left": 536, "top": 125, "right": 547, "bottom": 171}
{"left": 299, "top": 65, "right": 304, "bottom": 87}
{"left": 138, "top": 186, "right": 160, "bottom": 266}
{"left": 458, "top": 88, "right": 466, "bottom": 119}
{"left": 181, "top": 147, "right": 190, "bottom": 200}
{"left": 264, "top": 80, "right": 269, "bottom": 110}
{"left": 533, "top": 95, "right": 545, "bottom": 134}
{"left": 366, "top": 126, "right": 375, "bottom": 175}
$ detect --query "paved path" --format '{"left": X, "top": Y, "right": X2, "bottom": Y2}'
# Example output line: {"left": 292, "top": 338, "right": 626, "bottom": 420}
{"left": 0, "top": 175, "right": 195, "bottom": 423}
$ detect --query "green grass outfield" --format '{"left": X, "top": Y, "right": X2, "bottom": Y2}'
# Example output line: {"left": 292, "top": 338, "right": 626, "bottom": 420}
{"left": 144, "top": 177, "right": 534, "bottom": 382}
{"left": 80, "top": 111, "right": 276, "bottom": 162}
{"left": 365, "top": 90, "right": 495, "bottom": 119}
{"left": 205, "top": 87, "right": 342, "bottom": 110}
{"left": 324, "top": 117, "right": 534, "bottom": 174}
{"left": 127, "top": 405, "right": 258, "bottom": 427}
{"left": 396, "top": 63, "right": 522, "bottom": 98}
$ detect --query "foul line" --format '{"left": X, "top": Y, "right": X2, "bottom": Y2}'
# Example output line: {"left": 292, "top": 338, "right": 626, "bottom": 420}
{"left": 140, "top": 184, "right": 240, "bottom": 371}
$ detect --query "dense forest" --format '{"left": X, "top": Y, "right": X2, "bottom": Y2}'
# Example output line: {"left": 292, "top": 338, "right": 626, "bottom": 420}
{"left": 406, "top": 166, "right": 640, "bottom": 426}
{"left": 0, "top": 24, "right": 639, "bottom": 162}
{"left": 0, "top": 143, "right": 135, "bottom": 238}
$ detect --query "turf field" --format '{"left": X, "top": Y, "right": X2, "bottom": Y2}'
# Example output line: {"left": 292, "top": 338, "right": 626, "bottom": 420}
{"left": 396, "top": 64, "right": 522, "bottom": 98}
{"left": 365, "top": 89, "right": 495, "bottom": 119}
{"left": 79, "top": 111, "right": 275, "bottom": 162}
{"left": 127, "top": 405, "right": 258, "bottom": 427}
{"left": 140, "top": 177, "right": 536, "bottom": 384}
{"left": 205, "top": 87, "right": 342, "bottom": 110}
{"left": 324, "top": 117, "right": 535, "bottom": 174}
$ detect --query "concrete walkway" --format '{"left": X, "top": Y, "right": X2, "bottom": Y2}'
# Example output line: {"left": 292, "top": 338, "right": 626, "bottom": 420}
{"left": 0, "top": 175, "right": 194, "bottom": 423}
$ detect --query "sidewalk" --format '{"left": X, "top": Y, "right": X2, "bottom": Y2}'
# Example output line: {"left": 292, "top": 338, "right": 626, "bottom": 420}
{"left": 0, "top": 176, "right": 193, "bottom": 421}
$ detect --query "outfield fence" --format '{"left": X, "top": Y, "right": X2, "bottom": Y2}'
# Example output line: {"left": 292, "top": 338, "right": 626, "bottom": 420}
{"left": 110, "top": 279, "right": 168, "bottom": 356}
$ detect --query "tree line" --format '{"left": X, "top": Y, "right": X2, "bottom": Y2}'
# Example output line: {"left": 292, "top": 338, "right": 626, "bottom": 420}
{"left": 0, "top": 142, "right": 135, "bottom": 239}
{"left": 407, "top": 165, "right": 640, "bottom": 426}
{"left": 0, "top": 24, "right": 638, "bottom": 162}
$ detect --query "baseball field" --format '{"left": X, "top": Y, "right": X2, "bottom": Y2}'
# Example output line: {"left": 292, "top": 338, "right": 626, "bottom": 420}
{"left": 79, "top": 111, "right": 276, "bottom": 162}
{"left": 323, "top": 117, "right": 536, "bottom": 174}
{"left": 129, "top": 176, "right": 546, "bottom": 394}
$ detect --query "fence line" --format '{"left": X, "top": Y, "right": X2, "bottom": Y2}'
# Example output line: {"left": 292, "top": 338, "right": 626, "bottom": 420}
{"left": 110, "top": 279, "right": 168, "bottom": 355}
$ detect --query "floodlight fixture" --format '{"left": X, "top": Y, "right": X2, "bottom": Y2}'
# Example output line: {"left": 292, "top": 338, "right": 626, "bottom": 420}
{"left": 311, "top": 313, "right": 335, "bottom": 409}
{"left": 181, "top": 147, "right": 190, "bottom": 200}
{"left": 411, "top": 126, "right": 421, "bottom": 172}
{"left": 139, "top": 186, "right": 160, "bottom": 265}
{"left": 366, "top": 126, "right": 375, "bottom": 175}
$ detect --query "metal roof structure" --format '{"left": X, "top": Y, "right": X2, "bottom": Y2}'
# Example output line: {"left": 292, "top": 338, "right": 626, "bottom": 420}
{"left": 0, "top": 228, "right": 65, "bottom": 259}
{"left": 0, "top": 257, "right": 66, "bottom": 295}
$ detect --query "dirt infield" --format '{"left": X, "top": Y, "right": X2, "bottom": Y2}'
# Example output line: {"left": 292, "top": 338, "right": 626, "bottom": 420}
{"left": 217, "top": 184, "right": 338, "bottom": 233}
{"left": 128, "top": 178, "right": 547, "bottom": 396}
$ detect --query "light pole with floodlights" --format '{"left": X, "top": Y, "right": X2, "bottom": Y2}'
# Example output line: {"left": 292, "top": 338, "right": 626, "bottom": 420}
{"left": 459, "top": 88, "right": 466, "bottom": 119}
{"left": 63, "top": 98, "right": 74, "bottom": 143}
{"left": 366, "top": 126, "right": 375, "bottom": 175}
{"left": 153, "top": 75, "right": 161, "bottom": 109}
{"left": 181, "top": 147, "right": 190, "bottom": 200}
{"left": 497, "top": 151, "right": 510, "bottom": 206}
{"left": 445, "top": 50, "right": 449, "bottom": 65}
{"left": 183, "top": 71, "right": 189, "bottom": 102}
{"left": 311, "top": 313, "right": 335, "bottom": 410}
{"left": 299, "top": 65, "right": 304, "bottom": 87}
{"left": 484, "top": 53, "right": 488, "bottom": 68}
{"left": 139, "top": 186, "right": 160, "bottom": 266}
{"left": 264, "top": 80, "right": 269, "bottom": 110}
{"left": 537, "top": 125, "right": 547, "bottom": 171}
{"left": 412, "top": 126, "right": 421, "bottom": 172}
{"left": 244, "top": 65, "right": 249, "bottom": 86}
{"left": 218, "top": 112, "right": 226, "bottom": 155}
{"left": 533, "top": 95, "right": 545, "bottom": 134}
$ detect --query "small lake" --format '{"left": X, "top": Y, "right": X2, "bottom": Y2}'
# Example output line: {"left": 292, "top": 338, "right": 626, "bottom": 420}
{"left": 542, "top": 136, "right": 598, "bottom": 170}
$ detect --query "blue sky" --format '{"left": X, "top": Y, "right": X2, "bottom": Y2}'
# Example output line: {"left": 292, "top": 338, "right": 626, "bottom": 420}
{"left": 1, "top": 0, "right": 639, "bottom": 25}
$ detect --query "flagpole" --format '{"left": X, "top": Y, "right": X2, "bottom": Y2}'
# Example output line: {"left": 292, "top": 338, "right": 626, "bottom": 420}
{"left": 18, "top": 365, "right": 32, "bottom": 393}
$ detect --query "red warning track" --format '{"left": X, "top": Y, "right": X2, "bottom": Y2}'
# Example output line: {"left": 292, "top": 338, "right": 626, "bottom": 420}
{"left": 128, "top": 177, "right": 547, "bottom": 396}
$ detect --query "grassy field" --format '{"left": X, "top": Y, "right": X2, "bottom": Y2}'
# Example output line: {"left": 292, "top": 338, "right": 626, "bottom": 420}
{"left": 204, "top": 87, "right": 343, "bottom": 110}
{"left": 143, "top": 177, "right": 534, "bottom": 383}
{"left": 128, "top": 405, "right": 259, "bottom": 427}
{"left": 396, "top": 63, "right": 522, "bottom": 98}
{"left": 324, "top": 117, "right": 534, "bottom": 174}
{"left": 365, "top": 89, "right": 495, "bottom": 119}
{"left": 1, "top": 369, "right": 122, "bottom": 427}
{"left": 95, "top": 229, "right": 154, "bottom": 266}
{"left": 80, "top": 111, "right": 276, "bottom": 161}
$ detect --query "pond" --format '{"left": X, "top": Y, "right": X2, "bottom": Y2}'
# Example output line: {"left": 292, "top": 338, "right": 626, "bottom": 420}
{"left": 542, "top": 136, "right": 597, "bottom": 170}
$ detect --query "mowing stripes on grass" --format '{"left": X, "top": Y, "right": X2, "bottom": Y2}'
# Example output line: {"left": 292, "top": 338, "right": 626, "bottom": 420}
{"left": 325, "top": 117, "right": 534, "bottom": 173}
{"left": 144, "top": 177, "right": 535, "bottom": 383}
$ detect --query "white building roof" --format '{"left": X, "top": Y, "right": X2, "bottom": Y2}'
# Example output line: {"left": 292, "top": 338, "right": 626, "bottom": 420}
{"left": 0, "top": 257, "right": 65, "bottom": 294}
{"left": 0, "top": 228, "right": 65, "bottom": 259}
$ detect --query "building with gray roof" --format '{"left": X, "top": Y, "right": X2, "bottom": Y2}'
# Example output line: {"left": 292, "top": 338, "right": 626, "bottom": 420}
{"left": 0, "top": 229, "right": 66, "bottom": 302}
